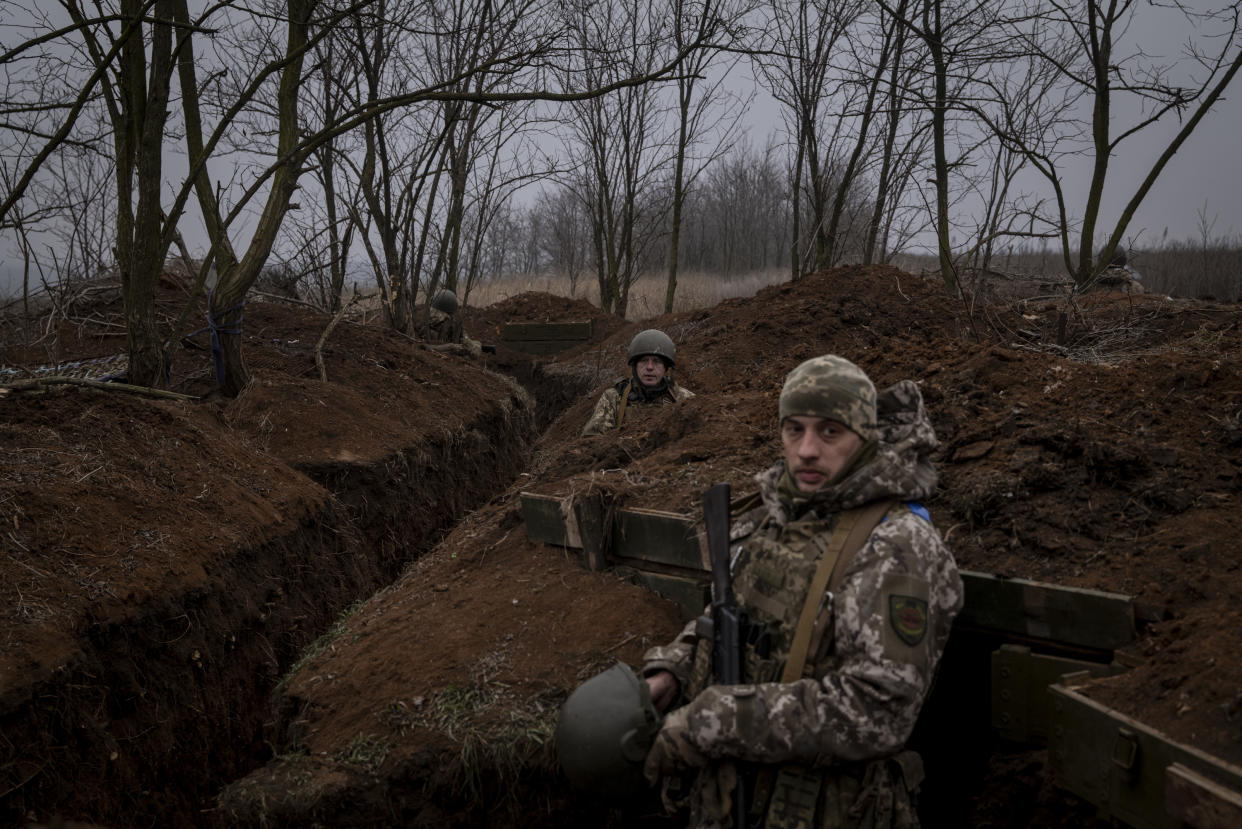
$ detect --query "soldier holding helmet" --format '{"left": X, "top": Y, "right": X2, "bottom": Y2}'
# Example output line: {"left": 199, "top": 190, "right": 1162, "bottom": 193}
{"left": 559, "top": 355, "right": 962, "bottom": 829}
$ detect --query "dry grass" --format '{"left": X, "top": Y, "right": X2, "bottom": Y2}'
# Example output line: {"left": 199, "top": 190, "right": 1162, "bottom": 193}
{"left": 463, "top": 268, "right": 790, "bottom": 320}
{"left": 897, "top": 243, "right": 1242, "bottom": 302}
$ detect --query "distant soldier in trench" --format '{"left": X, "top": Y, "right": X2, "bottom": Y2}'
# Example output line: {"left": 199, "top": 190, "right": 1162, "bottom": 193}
{"left": 1095, "top": 247, "right": 1145, "bottom": 293}
{"left": 559, "top": 355, "right": 963, "bottom": 828}
{"left": 417, "top": 288, "right": 482, "bottom": 357}
{"left": 580, "top": 329, "right": 695, "bottom": 437}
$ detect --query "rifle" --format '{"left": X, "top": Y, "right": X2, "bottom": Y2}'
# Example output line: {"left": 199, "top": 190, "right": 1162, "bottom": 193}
{"left": 701, "top": 482, "right": 748, "bottom": 828}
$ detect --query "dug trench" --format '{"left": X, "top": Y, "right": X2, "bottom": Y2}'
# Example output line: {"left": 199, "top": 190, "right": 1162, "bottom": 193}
{"left": 5, "top": 268, "right": 1242, "bottom": 827}
{"left": 0, "top": 297, "right": 553, "bottom": 827}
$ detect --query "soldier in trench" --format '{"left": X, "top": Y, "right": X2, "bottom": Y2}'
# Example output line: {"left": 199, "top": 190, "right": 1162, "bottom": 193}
{"left": 417, "top": 288, "right": 482, "bottom": 357}
{"left": 1095, "top": 247, "right": 1145, "bottom": 292}
{"left": 580, "top": 329, "right": 695, "bottom": 437}
{"left": 638, "top": 355, "right": 964, "bottom": 828}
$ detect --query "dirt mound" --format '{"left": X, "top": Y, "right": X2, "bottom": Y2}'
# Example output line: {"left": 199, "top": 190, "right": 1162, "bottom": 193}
{"left": 217, "top": 265, "right": 1242, "bottom": 827}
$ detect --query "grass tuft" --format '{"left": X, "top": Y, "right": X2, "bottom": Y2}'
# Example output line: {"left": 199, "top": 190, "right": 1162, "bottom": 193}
{"left": 335, "top": 733, "right": 390, "bottom": 774}
{"left": 276, "top": 600, "right": 365, "bottom": 691}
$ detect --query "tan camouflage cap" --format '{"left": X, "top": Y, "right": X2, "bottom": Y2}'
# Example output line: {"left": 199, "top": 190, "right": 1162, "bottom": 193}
{"left": 778, "top": 354, "right": 877, "bottom": 440}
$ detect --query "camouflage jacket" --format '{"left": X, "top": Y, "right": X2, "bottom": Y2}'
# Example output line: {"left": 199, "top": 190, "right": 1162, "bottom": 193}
{"left": 581, "top": 377, "right": 695, "bottom": 437}
{"left": 416, "top": 308, "right": 484, "bottom": 357}
{"left": 642, "top": 380, "right": 963, "bottom": 828}
{"left": 418, "top": 308, "right": 463, "bottom": 344}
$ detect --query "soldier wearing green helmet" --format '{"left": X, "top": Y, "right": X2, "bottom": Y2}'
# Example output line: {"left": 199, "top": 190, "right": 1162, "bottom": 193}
{"left": 417, "top": 288, "right": 482, "bottom": 356}
{"left": 581, "top": 329, "right": 695, "bottom": 437}
{"left": 637, "top": 354, "right": 963, "bottom": 829}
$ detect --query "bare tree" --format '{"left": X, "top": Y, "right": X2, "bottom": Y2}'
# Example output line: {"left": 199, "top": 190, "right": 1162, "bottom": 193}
{"left": 683, "top": 137, "right": 790, "bottom": 274}
{"left": 663, "top": 0, "right": 749, "bottom": 312}
{"left": 959, "top": 43, "right": 1070, "bottom": 273}
{"left": 533, "top": 185, "right": 592, "bottom": 295}
{"left": 337, "top": 0, "right": 446, "bottom": 331}
{"left": 562, "top": 0, "right": 678, "bottom": 315}
{"left": 754, "top": 0, "right": 864, "bottom": 278}
{"left": 304, "top": 22, "right": 360, "bottom": 312}
{"left": 987, "top": 0, "right": 1242, "bottom": 286}
{"left": 862, "top": 11, "right": 934, "bottom": 266}
{"left": 57, "top": 0, "right": 177, "bottom": 385}
{"left": 3, "top": 0, "right": 723, "bottom": 394}
{"left": 875, "top": 0, "right": 1004, "bottom": 292}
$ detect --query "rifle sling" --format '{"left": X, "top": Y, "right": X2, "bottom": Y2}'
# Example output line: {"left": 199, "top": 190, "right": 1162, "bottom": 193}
{"left": 616, "top": 379, "right": 632, "bottom": 427}
{"left": 779, "top": 499, "right": 896, "bottom": 683}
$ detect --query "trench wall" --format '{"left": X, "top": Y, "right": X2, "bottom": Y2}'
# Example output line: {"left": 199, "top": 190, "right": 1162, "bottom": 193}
{"left": 0, "top": 394, "right": 536, "bottom": 827}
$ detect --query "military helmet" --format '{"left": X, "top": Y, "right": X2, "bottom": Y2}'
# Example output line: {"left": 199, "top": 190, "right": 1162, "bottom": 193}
{"left": 555, "top": 662, "right": 663, "bottom": 798}
{"left": 431, "top": 289, "right": 459, "bottom": 315}
{"left": 779, "top": 354, "right": 877, "bottom": 441}
{"left": 627, "top": 329, "right": 675, "bottom": 366}
{"left": 1107, "top": 247, "right": 1127, "bottom": 268}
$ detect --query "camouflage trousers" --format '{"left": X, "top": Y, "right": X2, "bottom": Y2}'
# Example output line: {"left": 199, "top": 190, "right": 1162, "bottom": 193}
{"left": 668, "top": 751, "right": 923, "bottom": 829}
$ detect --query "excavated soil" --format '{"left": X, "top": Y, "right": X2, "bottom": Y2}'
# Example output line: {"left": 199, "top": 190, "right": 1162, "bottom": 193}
{"left": 4, "top": 266, "right": 1242, "bottom": 827}
{"left": 0, "top": 285, "right": 538, "bottom": 827}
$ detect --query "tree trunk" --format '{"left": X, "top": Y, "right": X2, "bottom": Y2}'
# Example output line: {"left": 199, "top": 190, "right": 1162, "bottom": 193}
{"left": 928, "top": 0, "right": 956, "bottom": 293}
{"left": 120, "top": 0, "right": 174, "bottom": 387}
{"left": 209, "top": 0, "right": 310, "bottom": 396}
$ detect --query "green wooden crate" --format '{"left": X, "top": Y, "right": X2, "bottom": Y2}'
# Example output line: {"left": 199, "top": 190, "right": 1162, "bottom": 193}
{"left": 1049, "top": 682, "right": 1242, "bottom": 829}
{"left": 618, "top": 568, "right": 709, "bottom": 619}
{"left": 990, "top": 644, "right": 1121, "bottom": 744}
{"left": 1165, "top": 763, "right": 1242, "bottom": 829}
{"left": 519, "top": 492, "right": 580, "bottom": 548}
{"left": 959, "top": 570, "right": 1135, "bottom": 651}
{"left": 610, "top": 508, "right": 706, "bottom": 571}
{"left": 501, "top": 321, "right": 593, "bottom": 354}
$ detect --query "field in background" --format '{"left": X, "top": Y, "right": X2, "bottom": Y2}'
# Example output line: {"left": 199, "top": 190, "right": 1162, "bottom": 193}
{"left": 466, "top": 242, "right": 1241, "bottom": 322}
{"left": 464, "top": 268, "right": 792, "bottom": 320}
{"left": 6, "top": 246, "right": 1239, "bottom": 323}
{"left": 897, "top": 244, "right": 1242, "bottom": 301}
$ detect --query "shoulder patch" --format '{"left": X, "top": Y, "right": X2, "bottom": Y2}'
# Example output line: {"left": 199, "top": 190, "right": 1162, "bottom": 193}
{"left": 889, "top": 595, "right": 928, "bottom": 646}
{"left": 879, "top": 572, "right": 932, "bottom": 666}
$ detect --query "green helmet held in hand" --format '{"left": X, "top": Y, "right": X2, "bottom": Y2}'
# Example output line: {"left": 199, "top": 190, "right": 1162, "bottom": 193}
{"left": 431, "top": 288, "right": 459, "bottom": 315}
{"left": 555, "top": 662, "right": 663, "bottom": 798}
{"left": 627, "top": 329, "right": 676, "bottom": 367}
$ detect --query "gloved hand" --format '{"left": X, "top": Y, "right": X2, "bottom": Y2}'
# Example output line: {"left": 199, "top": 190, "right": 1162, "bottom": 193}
{"left": 643, "top": 705, "right": 708, "bottom": 785}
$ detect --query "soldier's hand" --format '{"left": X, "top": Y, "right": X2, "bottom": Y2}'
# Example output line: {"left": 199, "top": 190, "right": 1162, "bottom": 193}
{"left": 646, "top": 671, "right": 679, "bottom": 712}
{"left": 643, "top": 706, "right": 707, "bottom": 785}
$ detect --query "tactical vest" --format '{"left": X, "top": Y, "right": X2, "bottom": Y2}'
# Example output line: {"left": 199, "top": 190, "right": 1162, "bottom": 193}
{"left": 614, "top": 376, "right": 678, "bottom": 428}
{"left": 687, "top": 501, "right": 899, "bottom": 695}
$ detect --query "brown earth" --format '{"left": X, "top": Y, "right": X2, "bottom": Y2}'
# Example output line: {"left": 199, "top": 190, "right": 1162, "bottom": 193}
{"left": 3, "top": 266, "right": 1241, "bottom": 827}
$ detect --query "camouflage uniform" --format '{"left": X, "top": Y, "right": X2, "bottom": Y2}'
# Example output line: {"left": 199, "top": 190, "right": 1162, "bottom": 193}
{"left": 418, "top": 307, "right": 462, "bottom": 344}
{"left": 642, "top": 359, "right": 963, "bottom": 829}
{"left": 418, "top": 308, "right": 482, "bottom": 357}
{"left": 581, "top": 378, "right": 695, "bottom": 437}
